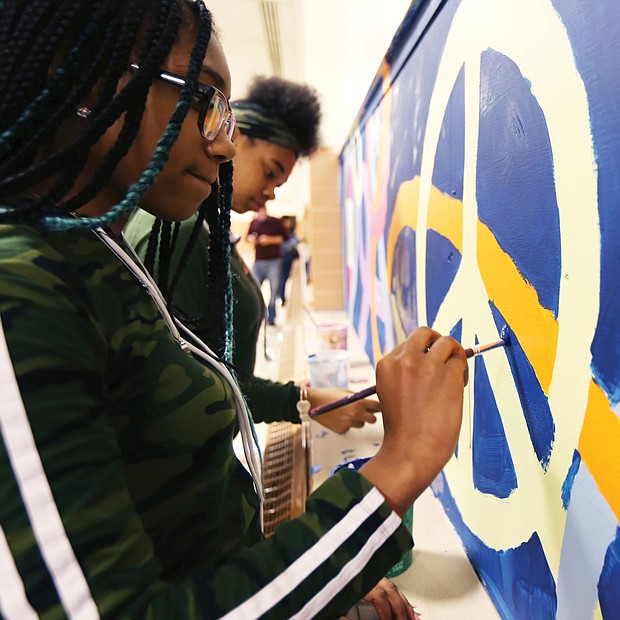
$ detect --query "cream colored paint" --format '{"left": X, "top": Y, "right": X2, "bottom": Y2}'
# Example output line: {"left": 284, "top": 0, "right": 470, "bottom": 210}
{"left": 594, "top": 602, "right": 603, "bottom": 620}
{"left": 414, "top": 0, "right": 599, "bottom": 574}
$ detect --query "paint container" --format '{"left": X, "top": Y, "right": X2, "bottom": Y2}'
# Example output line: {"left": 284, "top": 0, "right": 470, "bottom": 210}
{"left": 307, "top": 350, "right": 350, "bottom": 389}
{"left": 331, "top": 457, "right": 414, "bottom": 578}
{"left": 317, "top": 322, "right": 348, "bottom": 350}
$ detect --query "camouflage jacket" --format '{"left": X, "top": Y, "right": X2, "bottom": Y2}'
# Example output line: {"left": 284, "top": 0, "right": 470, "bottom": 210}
{"left": 0, "top": 223, "right": 411, "bottom": 619}
{"left": 125, "top": 209, "right": 302, "bottom": 423}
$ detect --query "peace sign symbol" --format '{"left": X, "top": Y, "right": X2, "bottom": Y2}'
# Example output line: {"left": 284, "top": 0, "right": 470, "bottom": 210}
{"left": 390, "top": 0, "right": 599, "bottom": 571}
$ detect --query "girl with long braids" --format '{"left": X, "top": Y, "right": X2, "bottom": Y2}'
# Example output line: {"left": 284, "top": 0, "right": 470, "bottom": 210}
{"left": 126, "top": 75, "right": 382, "bottom": 437}
{"left": 0, "top": 1, "right": 468, "bottom": 618}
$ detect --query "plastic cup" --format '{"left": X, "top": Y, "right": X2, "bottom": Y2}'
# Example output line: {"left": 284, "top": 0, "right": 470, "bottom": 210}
{"left": 317, "top": 322, "right": 348, "bottom": 350}
{"left": 307, "top": 350, "right": 350, "bottom": 389}
{"left": 331, "top": 457, "right": 414, "bottom": 578}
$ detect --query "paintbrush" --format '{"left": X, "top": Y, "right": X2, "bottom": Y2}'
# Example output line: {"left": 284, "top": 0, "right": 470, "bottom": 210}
{"left": 308, "top": 327, "right": 510, "bottom": 418}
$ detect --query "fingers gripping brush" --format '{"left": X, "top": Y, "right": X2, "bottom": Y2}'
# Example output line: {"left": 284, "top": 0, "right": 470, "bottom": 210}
{"left": 308, "top": 325, "right": 512, "bottom": 418}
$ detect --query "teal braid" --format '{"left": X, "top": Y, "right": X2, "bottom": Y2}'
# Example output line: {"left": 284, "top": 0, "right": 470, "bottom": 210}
{"left": 218, "top": 161, "right": 234, "bottom": 363}
{"left": 216, "top": 160, "right": 260, "bottom": 451}
{"left": 37, "top": 2, "right": 212, "bottom": 231}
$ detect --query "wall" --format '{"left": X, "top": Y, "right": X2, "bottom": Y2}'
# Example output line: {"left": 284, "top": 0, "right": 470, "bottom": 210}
{"left": 300, "top": 0, "right": 413, "bottom": 150}
{"left": 340, "top": 0, "right": 620, "bottom": 618}
{"left": 298, "top": 0, "right": 412, "bottom": 309}
{"left": 307, "top": 148, "right": 345, "bottom": 310}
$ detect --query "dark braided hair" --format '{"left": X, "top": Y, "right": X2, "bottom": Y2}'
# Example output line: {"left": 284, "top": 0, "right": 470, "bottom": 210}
{"left": 148, "top": 160, "right": 236, "bottom": 364}
{"left": 0, "top": 1, "right": 238, "bottom": 363}
{"left": 0, "top": 0, "right": 212, "bottom": 230}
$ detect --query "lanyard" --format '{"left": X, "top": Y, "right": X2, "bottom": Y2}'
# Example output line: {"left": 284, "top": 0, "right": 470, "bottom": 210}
{"left": 92, "top": 226, "right": 264, "bottom": 508}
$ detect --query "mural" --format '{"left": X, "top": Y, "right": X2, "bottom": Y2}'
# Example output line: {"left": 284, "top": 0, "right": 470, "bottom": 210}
{"left": 340, "top": 0, "right": 620, "bottom": 617}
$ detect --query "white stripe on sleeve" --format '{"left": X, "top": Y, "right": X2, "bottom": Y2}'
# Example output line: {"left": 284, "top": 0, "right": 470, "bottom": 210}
{"left": 0, "top": 525, "right": 38, "bottom": 620}
{"left": 219, "top": 487, "right": 394, "bottom": 620}
{"left": 290, "top": 512, "right": 403, "bottom": 619}
{"left": 0, "top": 317, "right": 99, "bottom": 620}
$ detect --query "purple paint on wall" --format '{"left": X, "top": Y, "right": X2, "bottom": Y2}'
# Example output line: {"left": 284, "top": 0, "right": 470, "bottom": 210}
{"left": 391, "top": 227, "right": 418, "bottom": 335}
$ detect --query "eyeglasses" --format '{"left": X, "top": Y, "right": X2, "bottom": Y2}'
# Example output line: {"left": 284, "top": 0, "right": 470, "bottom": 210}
{"left": 129, "top": 63, "right": 236, "bottom": 142}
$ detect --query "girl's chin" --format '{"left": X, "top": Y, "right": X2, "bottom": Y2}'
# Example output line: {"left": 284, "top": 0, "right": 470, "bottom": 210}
{"left": 185, "top": 174, "right": 214, "bottom": 203}
{"left": 141, "top": 196, "right": 207, "bottom": 222}
{"left": 237, "top": 198, "right": 259, "bottom": 214}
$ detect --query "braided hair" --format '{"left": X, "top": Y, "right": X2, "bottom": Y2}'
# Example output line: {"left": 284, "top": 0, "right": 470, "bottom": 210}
{"left": 145, "top": 160, "right": 235, "bottom": 364}
{"left": 0, "top": 1, "right": 237, "bottom": 362}
{"left": 0, "top": 0, "right": 212, "bottom": 231}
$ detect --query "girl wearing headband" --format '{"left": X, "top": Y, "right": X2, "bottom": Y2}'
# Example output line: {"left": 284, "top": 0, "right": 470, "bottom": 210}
{"left": 126, "top": 75, "right": 381, "bottom": 435}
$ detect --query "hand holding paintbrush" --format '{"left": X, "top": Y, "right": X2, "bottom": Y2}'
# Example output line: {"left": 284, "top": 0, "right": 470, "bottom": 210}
{"left": 308, "top": 328, "right": 509, "bottom": 418}
{"left": 352, "top": 327, "right": 469, "bottom": 515}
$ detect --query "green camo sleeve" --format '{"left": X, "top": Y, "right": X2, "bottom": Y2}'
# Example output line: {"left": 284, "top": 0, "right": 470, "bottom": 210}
{"left": 241, "top": 376, "right": 301, "bottom": 423}
{"left": 195, "top": 470, "right": 413, "bottom": 619}
{"left": 0, "top": 224, "right": 411, "bottom": 619}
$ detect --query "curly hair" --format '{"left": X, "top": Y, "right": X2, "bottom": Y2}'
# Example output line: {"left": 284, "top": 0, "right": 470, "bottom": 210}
{"left": 242, "top": 75, "right": 322, "bottom": 157}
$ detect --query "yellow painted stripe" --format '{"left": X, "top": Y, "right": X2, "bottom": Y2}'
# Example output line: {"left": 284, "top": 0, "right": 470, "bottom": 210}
{"left": 427, "top": 189, "right": 463, "bottom": 254}
{"left": 477, "top": 220, "right": 558, "bottom": 394}
{"left": 578, "top": 379, "right": 620, "bottom": 523}
{"left": 387, "top": 178, "right": 463, "bottom": 281}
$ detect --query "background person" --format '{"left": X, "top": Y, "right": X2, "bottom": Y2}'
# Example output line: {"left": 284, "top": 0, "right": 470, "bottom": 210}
{"left": 277, "top": 214, "right": 301, "bottom": 306}
{"left": 246, "top": 204, "right": 287, "bottom": 326}
{"left": 126, "top": 74, "right": 381, "bottom": 434}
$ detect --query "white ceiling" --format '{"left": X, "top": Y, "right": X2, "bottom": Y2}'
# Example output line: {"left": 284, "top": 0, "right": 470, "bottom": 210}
{"left": 207, "top": 0, "right": 305, "bottom": 102}
{"left": 206, "top": 0, "right": 413, "bottom": 217}
{"left": 207, "top": 0, "right": 413, "bottom": 147}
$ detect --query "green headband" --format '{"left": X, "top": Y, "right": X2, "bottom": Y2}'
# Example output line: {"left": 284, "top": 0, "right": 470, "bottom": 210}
{"left": 231, "top": 101, "right": 301, "bottom": 155}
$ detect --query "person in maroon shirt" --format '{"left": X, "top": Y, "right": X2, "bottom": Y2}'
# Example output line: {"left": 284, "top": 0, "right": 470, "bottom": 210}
{"left": 247, "top": 205, "right": 289, "bottom": 324}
